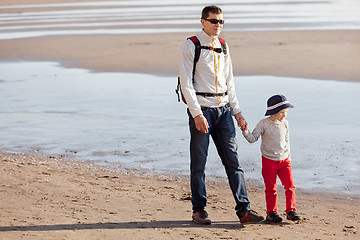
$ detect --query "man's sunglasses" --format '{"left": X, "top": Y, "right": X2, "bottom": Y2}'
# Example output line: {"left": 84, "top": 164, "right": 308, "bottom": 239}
{"left": 202, "top": 18, "right": 225, "bottom": 25}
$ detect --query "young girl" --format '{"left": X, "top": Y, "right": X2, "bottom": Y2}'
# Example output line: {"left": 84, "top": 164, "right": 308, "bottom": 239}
{"left": 242, "top": 95, "right": 301, "bottom": 223}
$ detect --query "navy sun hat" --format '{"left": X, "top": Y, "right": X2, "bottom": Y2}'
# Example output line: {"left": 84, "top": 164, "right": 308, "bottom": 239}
{"left": 265, "top": 95, "right": 293, "bottom": 116}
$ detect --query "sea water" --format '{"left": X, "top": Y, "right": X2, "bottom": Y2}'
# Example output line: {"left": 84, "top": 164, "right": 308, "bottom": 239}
{"left": 0, "top": 62, "right": 359, "bottom": 195}
{"left": 0, "top": 0, "right": 360, "bottom": 39}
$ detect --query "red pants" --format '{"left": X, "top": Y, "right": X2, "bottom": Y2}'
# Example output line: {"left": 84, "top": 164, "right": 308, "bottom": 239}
{"left": 262, "top": 156, "right": 296, "bottom": 215}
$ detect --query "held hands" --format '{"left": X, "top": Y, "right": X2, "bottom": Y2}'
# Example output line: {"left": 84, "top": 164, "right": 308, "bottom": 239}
{"left": 194, "top": 112, "right": 247, "bottom": 133}
{"left": 234, "top": 112, "right": 247, "bottom": 131}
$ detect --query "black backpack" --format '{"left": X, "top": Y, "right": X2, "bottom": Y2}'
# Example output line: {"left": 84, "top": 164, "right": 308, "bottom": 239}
{"left": 176, "top": 36, "right": 227, "bottom": 104}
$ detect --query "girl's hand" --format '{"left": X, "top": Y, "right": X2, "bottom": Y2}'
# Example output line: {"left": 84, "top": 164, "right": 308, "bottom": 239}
{"left": 234, "top": 112, "right": 247, "bottom": 131}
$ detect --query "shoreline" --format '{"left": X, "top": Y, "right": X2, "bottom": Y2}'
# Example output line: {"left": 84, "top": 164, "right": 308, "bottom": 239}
{"left": 1, "top": 30, "right": 360, "bottom": 82}
{"left": 2, "top": 148, "right": 359, "bottom": 198}
{"left": 1, "top": 152, "right": 359, "bottom": 239}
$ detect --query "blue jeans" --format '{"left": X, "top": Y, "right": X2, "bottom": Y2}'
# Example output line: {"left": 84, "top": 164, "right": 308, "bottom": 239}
{"left": 188, "top": 104, "right": 250, "bottom": 213}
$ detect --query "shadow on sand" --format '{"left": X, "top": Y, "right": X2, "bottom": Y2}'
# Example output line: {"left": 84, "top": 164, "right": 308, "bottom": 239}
{"left": 0, "top": 220, "right": 251, "bottom": 232}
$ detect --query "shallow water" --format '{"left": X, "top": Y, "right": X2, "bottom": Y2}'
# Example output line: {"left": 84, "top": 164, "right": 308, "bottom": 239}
{"left": 1, "top": 61, "right": 359, "bottom": 195}
{"left": 0, "top": 0, "right": 359, "bottom": 39}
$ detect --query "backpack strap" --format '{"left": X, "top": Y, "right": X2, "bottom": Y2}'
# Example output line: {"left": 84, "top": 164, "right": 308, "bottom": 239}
{"left": 176, "top": 36, "right": 227, "bottom": 103}
{"left": 176, "top": 36, "right": 200, "bottom": 103}
{"left": 219, "top": 37, "right": 227, "bottom": 55}
{"left": 187, "top": 36, "right": 201, "bottom": 83}
{"left": 187, "top": 36, "right": 227, "bottom": 83}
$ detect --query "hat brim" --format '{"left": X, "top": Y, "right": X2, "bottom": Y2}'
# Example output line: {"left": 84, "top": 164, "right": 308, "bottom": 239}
{"left": 265, "top": 103, "right": 293, "bottom": 116}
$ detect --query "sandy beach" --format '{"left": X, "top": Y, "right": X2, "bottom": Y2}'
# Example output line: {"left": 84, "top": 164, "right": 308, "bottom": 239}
{"left": 1, "top": 0, "right": 360, "bottom": 239}
{"left": 1, "top": 31, "right": 360, "bottom": 82}
{"left": 1, "top": 152, "right": 359, "bottom": 239}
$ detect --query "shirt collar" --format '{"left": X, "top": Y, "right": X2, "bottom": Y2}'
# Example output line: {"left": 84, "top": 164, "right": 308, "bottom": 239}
{"left": 267, "top": 117, "right": 282, "bottom": 125}
{"left": 200, "top": 29, "right": 218, "bottom": 43}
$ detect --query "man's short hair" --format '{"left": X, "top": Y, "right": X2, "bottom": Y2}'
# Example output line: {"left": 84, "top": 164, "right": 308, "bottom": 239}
{"left": 201, "top": 5, "right": 223, "bottom": 19}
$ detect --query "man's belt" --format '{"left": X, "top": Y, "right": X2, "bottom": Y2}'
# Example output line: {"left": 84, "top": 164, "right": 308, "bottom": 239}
{"left": 196, "top": 92, "right": 228, "bottom": 97}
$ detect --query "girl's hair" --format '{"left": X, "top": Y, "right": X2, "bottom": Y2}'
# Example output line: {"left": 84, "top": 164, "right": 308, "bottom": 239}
{"left": 201, "top": 5, "right": 223, "bottom": 19}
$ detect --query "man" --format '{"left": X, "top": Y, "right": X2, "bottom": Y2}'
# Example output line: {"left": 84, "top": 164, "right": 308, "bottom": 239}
{"left": 179, "top": 5, "right": 264, "bottom": 225}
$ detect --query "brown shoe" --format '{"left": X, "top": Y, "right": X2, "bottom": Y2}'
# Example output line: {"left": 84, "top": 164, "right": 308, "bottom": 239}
{"left": 192, "top": 210, "right": 211, "bottom": 225}
{"left": 237, "top": 209, "right": 264, "bottom": 223}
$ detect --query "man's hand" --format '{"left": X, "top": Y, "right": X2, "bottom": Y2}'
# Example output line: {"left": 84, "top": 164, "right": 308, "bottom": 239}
{"left": 194, "top": 114, "right": 209, "bottom": 133}
{"left": 234, "top": 112, "right": 247, "bottom": 131}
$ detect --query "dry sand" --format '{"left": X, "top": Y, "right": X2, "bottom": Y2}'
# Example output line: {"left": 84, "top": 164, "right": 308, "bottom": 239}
{"left": 0, "top": 152, "right": 359, "bottom": 240}
{"left": 1, "top": 31, "right": 360, "bottom": 82}
{"left": 0, "top": 0, "right": 359, "bottom": 82}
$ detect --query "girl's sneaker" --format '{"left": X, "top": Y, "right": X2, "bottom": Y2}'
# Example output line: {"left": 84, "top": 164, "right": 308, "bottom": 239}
{"left": 287, "top": 211, "right": 301, "bottom": 221}
{"left": 266, "top": 211, "right": 283, "bottom": 223}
